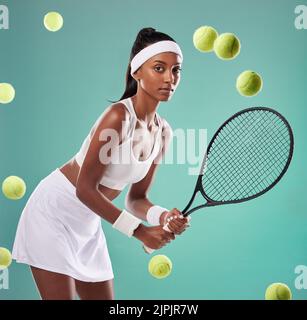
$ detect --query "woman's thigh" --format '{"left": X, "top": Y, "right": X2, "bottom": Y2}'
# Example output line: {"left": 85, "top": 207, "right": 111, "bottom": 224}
{"left": 30, "top": 265, "right": 76, "bottom": 300}
{"left": 75, "top": 278, "right": 114, "bottom": 300}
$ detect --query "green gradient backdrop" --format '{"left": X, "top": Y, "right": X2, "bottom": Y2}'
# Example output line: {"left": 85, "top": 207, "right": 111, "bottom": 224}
{"left": 1, "top": 0, "right": 306, "bottom": 300}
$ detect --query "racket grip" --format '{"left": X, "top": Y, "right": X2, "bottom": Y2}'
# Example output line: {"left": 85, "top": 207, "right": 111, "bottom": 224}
{"left": 143, "top": 224, "right": 171, "bottom": 254}
{"left": 143, "top": 245, "right": 155, "bottom": 254}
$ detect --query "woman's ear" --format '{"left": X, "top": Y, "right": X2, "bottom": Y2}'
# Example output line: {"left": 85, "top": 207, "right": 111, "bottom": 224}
{"left": 132, "top": 69, "right": 142, "bottom": 82}
{"left": 131, "top": 75, "right": 139, "bottom": 82}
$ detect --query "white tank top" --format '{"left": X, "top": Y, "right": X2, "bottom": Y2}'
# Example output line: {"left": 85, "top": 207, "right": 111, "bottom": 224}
{"left": 75, "top": 97, "right": 165, "bottom": 190}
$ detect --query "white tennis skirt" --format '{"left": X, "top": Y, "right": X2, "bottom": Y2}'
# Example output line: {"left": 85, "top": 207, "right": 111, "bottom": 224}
{"left": 12, "top": 168, "right": 114, "bottom": 282}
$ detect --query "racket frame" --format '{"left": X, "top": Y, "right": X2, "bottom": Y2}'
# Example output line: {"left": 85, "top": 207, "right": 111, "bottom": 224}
{"left": 182, "top": 107, "right": 294, "bottom": 217}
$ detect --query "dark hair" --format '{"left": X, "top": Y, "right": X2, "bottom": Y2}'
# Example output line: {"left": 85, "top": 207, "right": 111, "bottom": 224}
{"left": 107, "top": 27, "right": 176, "bottom": 103}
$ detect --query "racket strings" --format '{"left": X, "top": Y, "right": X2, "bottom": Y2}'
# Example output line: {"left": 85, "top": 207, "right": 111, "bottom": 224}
{"left": 240, "top": 126, "right": 289, "bottom": 195}
{"left": 207, "top": 117, "right": 290, "bottom": 200}
{"left": 204, "top": 112, "right": 278, "bottom": 197}
{"left": 202, "top": 110, "right": 292, "bottom": 202}
{"left": 211, "top": 116, "right": 289, "bottom": 189}
{"left": 207, "top": 119, "right": 289, "bottom": 200}
{"left": 209, "top": 118, "right": 263, "bottom": 179}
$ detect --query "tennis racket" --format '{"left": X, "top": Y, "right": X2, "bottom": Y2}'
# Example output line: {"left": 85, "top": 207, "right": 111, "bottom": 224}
{"left": 144, "top": 107, "right": 294, "bottom": 254}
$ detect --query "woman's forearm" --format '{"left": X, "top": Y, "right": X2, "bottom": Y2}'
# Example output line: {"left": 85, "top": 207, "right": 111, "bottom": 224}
{"left": 126, "top": 197, "right": 168, "bottom": 224}
{"left": 76, "top": 188, "right": 148, "bottom": 241}
{"left": 76, "top": 188, "right": 123, "bottom": 224}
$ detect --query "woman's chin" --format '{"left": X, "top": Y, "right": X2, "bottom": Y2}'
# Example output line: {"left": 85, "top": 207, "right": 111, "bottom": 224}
{"left": 158, "top": 94, "right": 172, "bottom": 102}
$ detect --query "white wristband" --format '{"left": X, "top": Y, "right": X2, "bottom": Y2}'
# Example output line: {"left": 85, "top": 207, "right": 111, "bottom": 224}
{"left": 112, "top": 209, "right": 142, "bottom": 238}
{"left": 146, "top": 205, "right": 169, "bottom": 226}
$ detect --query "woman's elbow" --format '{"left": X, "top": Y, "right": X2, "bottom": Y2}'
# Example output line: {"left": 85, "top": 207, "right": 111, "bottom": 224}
{"left": 75, "top": 185, "right": 87, "bottom": 202}
{"left": 75, "top": 183, "right": 95, "bottom": 202}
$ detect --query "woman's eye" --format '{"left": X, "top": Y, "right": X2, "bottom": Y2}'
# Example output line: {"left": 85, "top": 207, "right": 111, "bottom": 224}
{"left": 154, "top": 66, "right": 182, "bottom": 73}
{"left": 154, "top": 66, "right": 163, "bottom": 72}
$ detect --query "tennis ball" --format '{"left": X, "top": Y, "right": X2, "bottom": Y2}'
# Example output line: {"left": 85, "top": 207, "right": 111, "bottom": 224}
{"left": 0, "top": 83, "right": 15, "bottom": 104}
{"left": 265, "top": 283, "right": 292, "bottom": 300}
{"left": 44, "top": 12, "right": 63, "bottom": 32}
{"left": 0, "top": 247, "right": 12, "bottom": 270}
{"left": 2, "top": 176, "right": 26, "bottom": 200}
{"left": 214, "top": 33, "right": 241, "bottom": 60}
{"left": 193, "top": 26, "right": 218, "bottom": 52}
{"left": 148, "top": 255, "right": 172, "bottom": 279}
{"left": 236, "top": 70, "right": 263, "bottom": 97}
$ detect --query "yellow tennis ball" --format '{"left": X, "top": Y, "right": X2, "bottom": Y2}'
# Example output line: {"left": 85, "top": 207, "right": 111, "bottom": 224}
{"left": 0, "top": 247, "right": 12, "bottom": 270}
{"left": 236, "top": 70, "right": 263, "bottom": 97}
{"left": 214, "top": 33, "right": 241, "bottom": 60}
{"left": 0, "top": 83, "right": 15, "bottom": 104}
{"left": 44, "top": 11, "right": 63, "bottom": 32}
{"left": 193, "top": 26, "right": 218, "bottom": 52}
{"left": 148, "top": 255, "right": 172, "bottom": 279}
{"left": 2, "top": 176, "right": 26, "bottom": 200}
{"left": 265, "top": 283, "right": 292, "bottom": 300}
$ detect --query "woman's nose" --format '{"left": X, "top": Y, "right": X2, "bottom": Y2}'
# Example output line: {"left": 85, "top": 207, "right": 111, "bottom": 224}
{"left": 164, "top": 71, "right": 174, "bottom": 83}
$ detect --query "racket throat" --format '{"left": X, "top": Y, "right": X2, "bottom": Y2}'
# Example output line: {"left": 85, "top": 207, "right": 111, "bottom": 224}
{"left": 182, "top": 176, "right": 212, "bottom": 216}
{"left": 183, "top": 202, "right": 214, "bottom": 216}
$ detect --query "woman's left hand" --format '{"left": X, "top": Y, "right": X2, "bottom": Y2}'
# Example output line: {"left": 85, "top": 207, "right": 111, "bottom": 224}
{"left": 160, "top": 208, "right": 191, "bottom": 235}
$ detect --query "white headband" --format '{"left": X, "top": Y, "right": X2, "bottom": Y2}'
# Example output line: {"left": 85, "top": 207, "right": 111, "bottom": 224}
{"left": 130, "top": 40, "right": 183, "bottom": 76}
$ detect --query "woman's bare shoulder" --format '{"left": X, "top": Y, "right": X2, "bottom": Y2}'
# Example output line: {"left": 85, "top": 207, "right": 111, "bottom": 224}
{"left": 89, "top": 101, "right": 131, "bottom": 139}
{"left": 160, "top": 117, "right": 173, "bottom": 135}
{"left": 104, "top": 101, "right": 131, "bottom": 121}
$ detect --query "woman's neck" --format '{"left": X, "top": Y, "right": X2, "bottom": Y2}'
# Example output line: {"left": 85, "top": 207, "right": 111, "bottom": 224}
{"left": 130, "top": 93, "right": 160, "bottom": 128}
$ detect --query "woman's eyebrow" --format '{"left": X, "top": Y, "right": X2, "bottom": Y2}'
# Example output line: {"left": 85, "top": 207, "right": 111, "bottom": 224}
{"left": 153, "top": 60, "right": 181, "bottom": 65}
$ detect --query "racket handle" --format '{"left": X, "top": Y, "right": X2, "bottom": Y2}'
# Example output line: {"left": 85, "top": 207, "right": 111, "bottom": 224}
{"left": 143, "top": 224, "right": 171, "bottom": 254}
{"left": 143, "top": 245, "right": 155, "bottom": 254}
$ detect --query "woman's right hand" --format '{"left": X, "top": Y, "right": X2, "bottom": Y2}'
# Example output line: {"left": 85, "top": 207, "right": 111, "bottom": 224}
{"left": 133, "top": 224, "right": 175, "bottom": 250}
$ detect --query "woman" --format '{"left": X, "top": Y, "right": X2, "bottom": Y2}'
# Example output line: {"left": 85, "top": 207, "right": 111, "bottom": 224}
{"left": 12, "top": 27, "right": 190, "bottom": 300}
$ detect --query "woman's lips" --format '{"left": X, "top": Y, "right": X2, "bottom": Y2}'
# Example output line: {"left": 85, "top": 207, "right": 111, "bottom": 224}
{"left": 159, "top": 88, "right": 172, "bottom": 93}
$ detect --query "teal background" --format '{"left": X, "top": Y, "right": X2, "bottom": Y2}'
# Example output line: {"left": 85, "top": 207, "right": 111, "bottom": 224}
{"left": 1, "top": 0, "right": 306, "bottom": 300}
